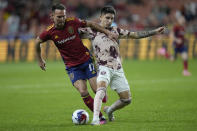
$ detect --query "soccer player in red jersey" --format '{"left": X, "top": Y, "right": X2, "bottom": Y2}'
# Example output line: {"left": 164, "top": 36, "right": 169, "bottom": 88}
{"left": 35, "top": 4, "right": 117, "bottom": 124}
{"left": 171, "top": 16, "right": 191, "bottom": 76}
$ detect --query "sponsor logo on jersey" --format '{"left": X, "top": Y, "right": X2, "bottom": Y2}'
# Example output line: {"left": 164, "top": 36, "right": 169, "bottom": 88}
{"left": 68, "top": 26, "right": 74, "bottom": 34}
{"left": 57, "top": 35, "right": 76, "bottom": 44}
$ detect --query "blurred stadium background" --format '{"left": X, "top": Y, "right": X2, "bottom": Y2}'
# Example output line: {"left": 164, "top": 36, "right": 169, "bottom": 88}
{"left": 0, "top": 0, "right": 197, "bottom": 61}
{"left": 0, "top": 0, "right": 197, "bottom": 131}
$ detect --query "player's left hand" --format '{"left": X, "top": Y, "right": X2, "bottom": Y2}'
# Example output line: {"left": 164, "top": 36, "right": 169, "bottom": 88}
{"left": 155, "top": 26, "right": 166, "bottom": 34}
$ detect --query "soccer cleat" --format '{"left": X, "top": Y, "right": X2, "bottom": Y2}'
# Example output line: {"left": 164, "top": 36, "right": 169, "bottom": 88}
{"left": 91, "top": 119, "right": 100, "bottom": 126}
{"left": 99, "top": 116, "right": 107, "bottom": 124}
{"left": 102, "top": 94, "right": 108, "bottom": 103}
{"left": 104, "top": 106, "right": 115, "bottom": 121}
{"left": 183, "top": 70, "right": 191, "bottom": 76}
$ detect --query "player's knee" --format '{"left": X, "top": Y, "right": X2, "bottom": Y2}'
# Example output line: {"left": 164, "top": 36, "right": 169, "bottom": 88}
{"left": 120, "top": 98, "right": 132, "bottom": 105}
{"left": 97, "top": 81, "right": 108, "bottom": 88}
{"left": 182, "top": 52, "right": 188, "bottom": 60}
{"left": 79, "top": 89, "right": 89, "bottom": 97}
{"left": 96, "top": 87, "right": 106, "bottom": 93}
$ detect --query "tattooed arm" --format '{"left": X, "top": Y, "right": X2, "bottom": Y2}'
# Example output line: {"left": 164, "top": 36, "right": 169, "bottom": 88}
{"left": 118, "top": 26, "right": 165, "bottom": 39}
{"left": 128, "top": 27, "right": 165, "bottom": 39}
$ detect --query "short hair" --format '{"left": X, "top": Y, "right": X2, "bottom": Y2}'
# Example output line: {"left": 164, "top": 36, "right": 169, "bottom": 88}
{"left": 101, "top": 6, "right": 116, "bottom": 15}
{"left": 52, "top": 3, "right": 66, "bottom": 12}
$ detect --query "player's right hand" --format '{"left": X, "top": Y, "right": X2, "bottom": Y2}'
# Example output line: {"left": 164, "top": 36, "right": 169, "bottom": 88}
{"left": 38, "top": 59, "right": 46, "bottom": 71}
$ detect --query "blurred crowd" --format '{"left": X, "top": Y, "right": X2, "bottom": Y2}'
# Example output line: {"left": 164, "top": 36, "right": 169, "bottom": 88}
{"left": 0, "top": 0, "right": 197, "bottom": 39}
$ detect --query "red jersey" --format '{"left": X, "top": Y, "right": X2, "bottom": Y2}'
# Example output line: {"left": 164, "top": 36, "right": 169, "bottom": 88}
{"left": 173, "top": 25, "right": 185, "bottom": 48}
{"left": 39, "top": 17, "right": 90, "bottom": 68}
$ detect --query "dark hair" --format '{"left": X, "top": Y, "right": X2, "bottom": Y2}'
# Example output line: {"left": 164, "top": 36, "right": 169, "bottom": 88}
{"left": 101, "top": 6, "right": 116, "bottom": 15}
{"left": 52, "top": 4, "right": 66, "bottom": 12}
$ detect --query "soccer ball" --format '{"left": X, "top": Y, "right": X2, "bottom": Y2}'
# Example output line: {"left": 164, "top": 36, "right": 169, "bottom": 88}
{"left": 72, "top": 109, "right": 89, "bottom": 125}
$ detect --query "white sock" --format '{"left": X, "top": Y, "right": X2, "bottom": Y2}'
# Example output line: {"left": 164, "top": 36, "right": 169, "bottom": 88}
{"left": 93, "top": 87, "right": 106, "bottom": 121}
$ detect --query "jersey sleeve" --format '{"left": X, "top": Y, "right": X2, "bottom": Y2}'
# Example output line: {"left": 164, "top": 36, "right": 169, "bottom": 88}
{"left": 39, "top": 30, "right": 51, "bottom": 42}
{"left": 117, "top": 27, "right": 130, "bottom": 39}
{"left": 74, "top": 18, "right": 87, "bottom": 28}
{"left": 78, "top": 27, "right": 96, "bottom": 40}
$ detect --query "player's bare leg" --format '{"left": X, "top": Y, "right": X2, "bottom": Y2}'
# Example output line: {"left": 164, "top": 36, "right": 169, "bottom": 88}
{"left": 74, "top": 80, "right": 89, "bottom": 97}
{"left": 74, "top": 80, "right": 104, "bottom": 118}
{"left": 181, "top": 52, "right": 191, "bottom": 76}
{"left": 88, "top": 76, "right": 107, "bottom": 103}
{"left": 104, "top": 90, "right": 131, "bottom": 121}
{"left": 88, "top": 77, "right": 97, "bottom": 93}
{"left": 91, "top": 81, "right": 107, "bottom": 125}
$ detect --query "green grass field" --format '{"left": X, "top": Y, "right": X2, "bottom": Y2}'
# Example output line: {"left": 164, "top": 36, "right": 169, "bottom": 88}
{"left": 0, "top": 59, "right": 197, "bottom": 131}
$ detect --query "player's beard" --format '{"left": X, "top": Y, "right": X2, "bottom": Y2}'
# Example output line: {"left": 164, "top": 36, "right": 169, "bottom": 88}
{"left": 57, "top": 22, "right": 65, "bottom": 29}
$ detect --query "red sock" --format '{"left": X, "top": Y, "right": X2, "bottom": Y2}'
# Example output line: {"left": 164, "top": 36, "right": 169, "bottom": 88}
{"left": 82, "top": 94, "right": 102, "bottom": 118}
{"left": 183, "top": 60, "right": 188, "bottom": 70}
{"left": 165, "top": 52, "right": 170, "bottom": 59}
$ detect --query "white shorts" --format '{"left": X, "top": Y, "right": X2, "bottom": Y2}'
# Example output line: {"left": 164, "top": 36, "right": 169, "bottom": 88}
{"left": 97, "top": 66, "right": 130, "bottom": 93}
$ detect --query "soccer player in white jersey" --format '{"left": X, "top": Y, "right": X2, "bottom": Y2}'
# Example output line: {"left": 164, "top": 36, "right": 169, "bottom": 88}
{"left": 79, "top": 6, "right": 165, "bottom": 125}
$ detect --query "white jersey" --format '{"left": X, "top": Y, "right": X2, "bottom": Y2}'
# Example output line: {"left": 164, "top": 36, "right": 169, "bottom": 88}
{"left": 79, "top": 26, "right": 130, "bottom": 70}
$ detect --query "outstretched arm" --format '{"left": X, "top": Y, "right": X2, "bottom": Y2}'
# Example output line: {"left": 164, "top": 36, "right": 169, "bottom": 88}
{"left": 86, "top": 21, "right": 118, "bottom": 40}
{"left": 35, "top": 37, "right": 46, "bottom": 71}
{"left": 127, "top": 26, "right": 165, "bottom": 39}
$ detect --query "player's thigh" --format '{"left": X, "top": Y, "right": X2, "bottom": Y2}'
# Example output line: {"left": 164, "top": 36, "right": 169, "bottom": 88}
{"left": 84, "top": 59, "right": 97, "bottom": 92}
{"left": 97, "top": 66, "right": 111, "bottom": 88}
{"left": 88, "top": 76, "right": 97, "bottom": 93}
{"left": 73, "top": 79, "right": 88, "bottom": 96}
{"left": 110, "top": 70, "right": 130, "bottom": 93}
